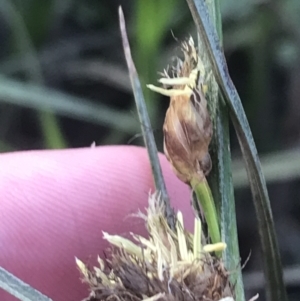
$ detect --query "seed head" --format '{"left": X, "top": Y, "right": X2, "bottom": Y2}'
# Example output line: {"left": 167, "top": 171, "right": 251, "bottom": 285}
{"left": 76, "top": 193, "right": 232, "bottom": 301}
{"left": 147, "top": 37, "right": 213, "bottom": 183}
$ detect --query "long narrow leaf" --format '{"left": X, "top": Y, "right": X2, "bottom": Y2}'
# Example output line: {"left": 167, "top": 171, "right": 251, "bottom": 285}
{"left": 118, "top": 7, "right": 174, "bottom": 228}
{"left": 0, "top": 267, "right": 53, "bottom": 301}
{"left": 209, "top": 107, "right": 245, "bottom": 300}
{"left": 0, "top": 76, "right": 136, "bottom": 133}
{"left": 204, "top": 1, "right": 245, "bottom": 300}
{"left": 185, "top": 1, "right": 287, "bottom": 300}
{"left": 1, "top": 0, "right": 66, "bottom": 149}
{"left": 233, "top": 149, "right": 300, "bottom": 188}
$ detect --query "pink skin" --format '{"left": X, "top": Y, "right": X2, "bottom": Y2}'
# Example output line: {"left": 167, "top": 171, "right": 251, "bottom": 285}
{"left": 0, "top": 146, "right": 192, "bottom": 301}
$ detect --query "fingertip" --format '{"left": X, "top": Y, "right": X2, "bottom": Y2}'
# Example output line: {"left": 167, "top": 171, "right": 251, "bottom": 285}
{"left": 0, "top": 146, "right": 192, "bottom": 301}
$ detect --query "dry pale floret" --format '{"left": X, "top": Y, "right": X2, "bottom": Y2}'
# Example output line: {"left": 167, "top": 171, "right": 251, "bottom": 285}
{"left": 76, "top": 193, "right": 235, "bottom": 301}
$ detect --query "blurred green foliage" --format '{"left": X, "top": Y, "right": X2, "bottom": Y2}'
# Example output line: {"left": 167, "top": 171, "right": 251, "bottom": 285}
{"left": 0, "top": 0, "right": 299, "bottom": 152}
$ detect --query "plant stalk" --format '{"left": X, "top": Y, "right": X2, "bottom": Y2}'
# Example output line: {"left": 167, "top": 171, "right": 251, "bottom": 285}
{"left": 185, "top": 1, "right": 287, "bottom": 300}
{"left": 191, "top": 177, "right": 221, "bottom": 248}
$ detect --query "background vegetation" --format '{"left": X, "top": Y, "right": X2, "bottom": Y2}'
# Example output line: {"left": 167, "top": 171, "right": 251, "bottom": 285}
{"left": 1, "top": 0, "right": 300, "bottom": 300}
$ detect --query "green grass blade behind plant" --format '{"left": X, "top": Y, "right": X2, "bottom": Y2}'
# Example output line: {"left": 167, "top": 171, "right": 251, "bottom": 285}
{"left": 185, "top": 1, "right": 287, "bottom": 300}
{"left": 0, "top": 76, "right": 137, "bottom": 133}
{"left": 204, "top": 1, "right": 245, "bottom": 300}
{"left": 1, "top": 0, "right": 66, "bottom": 149}
{"left": 233, "top": 149, "right": 300, "bottom": 188}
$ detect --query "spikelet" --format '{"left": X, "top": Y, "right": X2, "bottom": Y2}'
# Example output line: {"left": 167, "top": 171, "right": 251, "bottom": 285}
{"left": 147, "top": 37, "right": 212, "bottom": 183}
{"left": 76, "top": 193, "right": 239, "bottom": 301}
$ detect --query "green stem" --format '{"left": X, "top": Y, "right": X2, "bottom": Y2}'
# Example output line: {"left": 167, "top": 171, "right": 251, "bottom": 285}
{"left": 190, "top": 177, "right": 221, "bottom": 247}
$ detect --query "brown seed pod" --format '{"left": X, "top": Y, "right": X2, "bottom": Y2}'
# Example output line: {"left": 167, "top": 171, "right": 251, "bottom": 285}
{"left": 163, "top": 87, "right": 212, "bottom": 183}
{"left": 147, "top": 38, "right": 213, "bottom": 183}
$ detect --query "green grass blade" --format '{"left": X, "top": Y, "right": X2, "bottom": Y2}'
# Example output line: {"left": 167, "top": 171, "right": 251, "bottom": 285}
{"left": 209, "top": 107, "right": 245, "bottom": 300}
{"left": 0, "top": 76, "right": 136, "bottom": 133}
{"left": 233, "top": 149, "right": 300, "bottom": 188}
{"left": 204, "top": 1, "right": 245, "bottom": 300}
{"left": 1, "top": 0, "right": 66, "bottom": 149}
{"left": 39, "top": 111, "right": 67, "bottom": 149}
{"left": 185, "top": 1, "right": 287, "bottom": 300}
{"left": 0, "top": 267, "right": 53, "bottom": 301}
{"left": 118, "top": 7, "right": 174, "bottom": 228}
